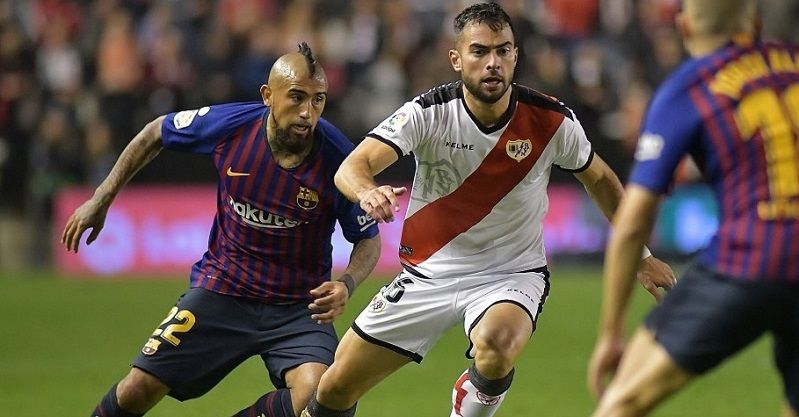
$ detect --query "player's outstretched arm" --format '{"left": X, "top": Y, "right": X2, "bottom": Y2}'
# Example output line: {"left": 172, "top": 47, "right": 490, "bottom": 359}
{"left": 334, "top": 137, "right": 406, "bottom": 223}
{"left": 573, "top": 153, "right": 626, "bottom": 221}
{"left": 61, "top": 116, "right": 166, "bottom": 252}
{"left": 309, "top": 235, "right": 381, "bottom": 324}
{"left": 588, "top": 185, "right": 660, "bottom": 397}
{"left": 574, "top": 155, "right": 676, "bottom": 299}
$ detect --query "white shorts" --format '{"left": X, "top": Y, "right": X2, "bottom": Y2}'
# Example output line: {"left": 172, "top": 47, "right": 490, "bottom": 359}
{"left": 352, "top": 267, "right": 550, "bottom": 362}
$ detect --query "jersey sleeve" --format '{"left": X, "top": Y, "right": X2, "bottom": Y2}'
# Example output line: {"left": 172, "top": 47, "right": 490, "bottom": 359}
{"left": 161, "top": 103, "right": 257, "bottom": 154}
{"left": 553, "top": 108, "right": 594, "bottom": 172}
{"left": 334, "top": 193, "right": 379, "bottom": 243}
{"left": 628, "top": 83, "right": 702, "bottom": 194}
{"left": 366, "top": 101, "right": 426, "bottom": 157}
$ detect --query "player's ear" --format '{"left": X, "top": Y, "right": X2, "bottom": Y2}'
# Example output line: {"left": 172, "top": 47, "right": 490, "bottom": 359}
{"left": 675, "top": 11, "right": 690, "bottom": 40}
{"left": 260, "top": 84, "right": 272, "bottom": 106}
{"left": 450, "top": 49, "right": 462, "bottom": 72}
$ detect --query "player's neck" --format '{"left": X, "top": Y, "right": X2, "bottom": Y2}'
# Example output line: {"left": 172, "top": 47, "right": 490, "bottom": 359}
{"left": 267, "top": 136, "right": 313, "bottom": 169}
{"left": 462, "top": 87, "right": 512, "bottom": 128}
{"left": 266, "top": 117, "right": 314, "bottom": 169}
{"left": 685, "top": 34, "right": 739, "bottom": 58}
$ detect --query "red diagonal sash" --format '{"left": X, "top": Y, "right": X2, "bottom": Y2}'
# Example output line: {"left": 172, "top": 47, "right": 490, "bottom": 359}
{"left": 400, "top": 104, "right": 564, "bottom": 265}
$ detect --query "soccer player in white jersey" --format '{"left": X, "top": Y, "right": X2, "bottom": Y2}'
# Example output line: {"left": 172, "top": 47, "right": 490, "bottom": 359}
{"left": 301, "top": 3, "right": 676, "bottom": 417}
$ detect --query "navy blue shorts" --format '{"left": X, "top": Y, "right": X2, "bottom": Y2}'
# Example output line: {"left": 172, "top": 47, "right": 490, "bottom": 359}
{"left": 645, "top": 263, "right": 799, "bottom": 409}
{"left": 131, "top": 288, "right": 338, "bottom": 401}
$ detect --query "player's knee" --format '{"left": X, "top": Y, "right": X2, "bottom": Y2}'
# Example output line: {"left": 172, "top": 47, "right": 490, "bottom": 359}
{"left": 472, "top": 327, "right": 526, "bottom": 373}
{"left": 116, "top": 369, "right": 169, "bottom": 411}
{"left": 284, "top": 362, "right": 329, "bottom": 413}
{"left": 289, "top": 382, "right": 317, "bottom": 414}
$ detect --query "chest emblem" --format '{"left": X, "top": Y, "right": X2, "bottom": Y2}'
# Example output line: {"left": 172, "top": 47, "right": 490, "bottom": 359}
{"left": 297, "top": 186, "right": 319, "bottom": 210}
{"left": 506, "top": 139, "right": 533, "bottom": 162}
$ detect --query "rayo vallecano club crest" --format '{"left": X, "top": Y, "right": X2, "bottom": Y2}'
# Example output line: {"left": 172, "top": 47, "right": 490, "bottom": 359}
{"left": 297, "top": 186, "right": 319, "bottom": 210}
{"left": 506, "top": 139, "right": 532, "bottom": 162}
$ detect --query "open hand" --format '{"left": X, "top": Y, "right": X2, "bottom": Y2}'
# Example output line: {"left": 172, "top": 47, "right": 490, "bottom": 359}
{"left": 61, "top": 198, "right": 111, "bottom": 253}
{"left": 587, "top": 334, "right": 626, "bottom": 399}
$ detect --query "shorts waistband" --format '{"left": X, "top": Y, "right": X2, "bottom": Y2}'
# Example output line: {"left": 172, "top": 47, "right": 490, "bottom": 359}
{"left": 400, "top": 264, "right": 549, "bottom": 279}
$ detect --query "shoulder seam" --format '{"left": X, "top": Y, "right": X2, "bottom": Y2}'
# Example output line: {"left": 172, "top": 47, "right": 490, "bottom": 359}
{"left": 515, "top": 85, "right": 573, "bottom": 120}
{"left": 414, "top": 81, "right": 462, "bottom": 109}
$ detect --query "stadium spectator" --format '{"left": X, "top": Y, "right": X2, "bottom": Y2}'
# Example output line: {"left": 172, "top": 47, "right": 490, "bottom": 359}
{"left": 587, "top": 1, "right": 799, "bottom": 416}
{"left": 94, "top": 7, "right": 143, "bottom": 145}
{"left": 28, "top": 104, "right": 82, "bottom": 266}
{"left": 300, "top": 3, "right": 674, "bottom": 417}
{"left": 0, "top": 0, "right": 796, "bottom": 270}
{"left": 0, "top": 20, "right": 37, "bottom": 213}
{"left": 61, "top": 43, "right": 381, "bottom": 417}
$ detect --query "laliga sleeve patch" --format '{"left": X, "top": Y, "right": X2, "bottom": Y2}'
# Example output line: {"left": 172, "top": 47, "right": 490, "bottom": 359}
{"left": 635, "top": 132, "right": 665, "bottom": 161}
{"left": 173, "top": 109, "right": 199, "bottom": 129}
{"left": 378, "top": 111, "right": 409, "bottom": 134}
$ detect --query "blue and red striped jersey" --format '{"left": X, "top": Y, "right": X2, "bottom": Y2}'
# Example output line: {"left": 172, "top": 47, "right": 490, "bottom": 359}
{"left": 161, "top": 102, "right": 378, "bottom": 301}
{"left": 629, "top": 37, "right": 799, "bottom": 282}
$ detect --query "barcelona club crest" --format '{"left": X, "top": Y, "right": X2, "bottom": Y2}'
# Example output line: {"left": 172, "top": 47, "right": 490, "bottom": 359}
{"left": 142, "top": 338, "right": 161, "bottom": 356}
{"left": 506, "top": 139, "right": 532, "bottom": 162}
{"left": 297, "top": 186, "right": 319, "bottom": 210}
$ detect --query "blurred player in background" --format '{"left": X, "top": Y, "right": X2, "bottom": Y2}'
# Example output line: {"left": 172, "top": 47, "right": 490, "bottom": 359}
{"left": 588, "top": 0, "right": 799, "bottom": 416}
{"left": 61, "top": 43, "right": 380, "bottom": 417}
{"left": 300, "top": 3, "right": 674, "bottom": 417}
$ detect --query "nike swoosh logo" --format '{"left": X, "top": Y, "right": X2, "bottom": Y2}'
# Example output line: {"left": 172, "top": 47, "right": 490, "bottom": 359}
{"left": 227, "top": 167, "right": 250, "bottom": 177}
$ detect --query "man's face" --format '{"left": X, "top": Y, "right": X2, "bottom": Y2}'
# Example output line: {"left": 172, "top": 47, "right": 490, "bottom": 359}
{"left": 264, "top": 75, "right": 327, "bottom": 153}
{"left": 451, "top": 22, "right": 517, "bottom": 104}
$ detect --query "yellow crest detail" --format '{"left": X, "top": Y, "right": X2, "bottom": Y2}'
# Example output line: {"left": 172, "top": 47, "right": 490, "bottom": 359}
{"left": 142, "top": 338, "right": 162, "bottom": 356}
{"left": 506, "top": 139, "right": 533, "bottom": 162}
{"left": 297, "top": 186, "right": 319, "bottom": 210}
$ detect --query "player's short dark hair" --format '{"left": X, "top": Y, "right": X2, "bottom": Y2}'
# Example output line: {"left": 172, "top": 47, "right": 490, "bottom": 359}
{"left": 454, "top": 2, "right": 514, "bottom": 36}
{"left": 297, "top": 42, "right": 317, "bottom": 76}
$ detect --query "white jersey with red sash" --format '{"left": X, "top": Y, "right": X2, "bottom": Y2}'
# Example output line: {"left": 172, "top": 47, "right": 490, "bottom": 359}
{"left": 369, "top": 81, "right": 593, "bottom": 279}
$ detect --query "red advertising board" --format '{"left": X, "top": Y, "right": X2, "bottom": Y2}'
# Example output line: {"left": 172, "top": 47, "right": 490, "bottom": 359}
{"left": 53, "top": 185, "right": 408, "bottom": 277}
{"left": 55, "top": 184, "right": 640, "bottom": 278}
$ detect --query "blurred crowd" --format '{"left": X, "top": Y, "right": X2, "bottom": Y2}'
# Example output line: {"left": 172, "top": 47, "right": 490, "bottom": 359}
{"left": 1, "top": 0, "right": 798, "bottom": 222}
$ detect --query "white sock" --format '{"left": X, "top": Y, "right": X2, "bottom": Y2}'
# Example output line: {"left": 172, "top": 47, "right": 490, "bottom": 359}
{"left": 449, "top": 368, "right": 509, "bottom": 417}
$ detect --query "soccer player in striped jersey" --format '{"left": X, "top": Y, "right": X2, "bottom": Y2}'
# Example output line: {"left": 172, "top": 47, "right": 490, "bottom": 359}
{"left": 62, "top": 43, "right": 380, "bottom": 417}
{"left": 588, "top": 1, "right": 799, "bottom": 416}
{"left": 300, "top": 3, "right": 675, "bottom": 417}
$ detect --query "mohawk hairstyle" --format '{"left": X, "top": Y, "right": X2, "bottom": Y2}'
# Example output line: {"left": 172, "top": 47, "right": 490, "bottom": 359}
{"left": 453, "top": 2, "right": 514, "bottom": 35}
{"left": 297, "top": 42, "right": 317, "bottom": 76}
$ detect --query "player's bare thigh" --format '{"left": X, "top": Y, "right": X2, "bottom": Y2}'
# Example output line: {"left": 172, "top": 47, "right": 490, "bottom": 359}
{"left": 316, "top": 328, "right": 412, "bottom": 409}
{"left": 592, "top": 328, "right": 692, "bottom": 417}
